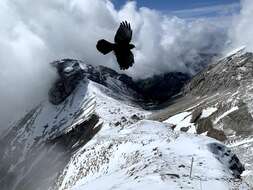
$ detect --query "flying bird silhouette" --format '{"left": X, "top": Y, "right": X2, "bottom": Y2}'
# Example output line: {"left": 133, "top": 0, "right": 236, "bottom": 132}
{"left": 96, "top": 21, "right": 135, "bottom": 70}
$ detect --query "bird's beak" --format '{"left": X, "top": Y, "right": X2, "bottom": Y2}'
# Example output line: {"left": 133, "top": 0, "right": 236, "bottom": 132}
{"left": 130, "top": 44, "right": 135, "bottom": 49}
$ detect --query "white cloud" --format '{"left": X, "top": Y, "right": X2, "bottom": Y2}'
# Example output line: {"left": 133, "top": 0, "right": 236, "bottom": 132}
{"left": 0, "top": 0, "right": 229, "bottom": 129}
{"left": 229, "top": 0, "right": 253, "bottom": 52}
{"left": 172, "top": 3, "right": 240, "bottom": 18}
{"left": 115, "top": 2, "right": 228, "bottom": 77}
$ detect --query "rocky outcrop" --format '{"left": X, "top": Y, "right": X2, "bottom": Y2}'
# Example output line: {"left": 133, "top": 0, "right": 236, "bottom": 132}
{"left": 196, "top": 118, "right": 213, "bottom": 134}
{"left": 207, "top": 128, "right": 227, "bottom": 142}
{"left": 190, "top": 108, "right": 202, "bottom": 123}
{"left": 208, "top": 143, "right": 245, "bottom": 178}
{"left": 49, "top": 59, "right": 84, "bottom": 105}
{"left": 194, "top": 117, "right": 226, "bottom": 141}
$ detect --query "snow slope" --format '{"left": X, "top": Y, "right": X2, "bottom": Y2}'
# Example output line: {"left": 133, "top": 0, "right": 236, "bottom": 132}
{"left": 53, "top": 120, "right": 246, "bottom": 190}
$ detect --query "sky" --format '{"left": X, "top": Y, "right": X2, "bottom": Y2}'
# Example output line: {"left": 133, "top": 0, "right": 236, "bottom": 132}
{"left": 113, "top": 0, "right": 239, "bottom": 10}
{"left": 0, "top": 0, "right": 253, "bottom": 130}
{"left": 113, "top": 0, "right": 240, "bottom": 17}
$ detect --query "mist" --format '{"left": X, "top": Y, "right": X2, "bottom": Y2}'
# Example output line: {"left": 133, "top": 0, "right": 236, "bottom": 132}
{"left": 0, "top": 0, "right": 236, "bottom": 130}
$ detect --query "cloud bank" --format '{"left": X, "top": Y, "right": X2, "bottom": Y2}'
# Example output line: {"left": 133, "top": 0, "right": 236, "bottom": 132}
{"left": 0, "top": 0, "right": 232, "bottom": 129}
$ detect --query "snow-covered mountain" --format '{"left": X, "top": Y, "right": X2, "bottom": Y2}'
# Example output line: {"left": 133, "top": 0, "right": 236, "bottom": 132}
{"left": 0, "top": 50, "right": 252, "bottom": 189}
{"left": 151, "top": 47, "right": 253, "bottom": 187}
{"left": 0, "top": 59, "right": 148, "bottom": 190}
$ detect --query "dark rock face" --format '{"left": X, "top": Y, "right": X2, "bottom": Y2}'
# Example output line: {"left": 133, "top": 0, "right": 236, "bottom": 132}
{"left": 49, "top": 59, "right": 84, "bottom": 105}
{"left": 135, "top": 72, "right": 190, "bottom": 103}
{"left": 83, "top": 65, "right": 137, "bottom": 88}
{"left": 208, "top": 143, "right": 245, "bottom": 178}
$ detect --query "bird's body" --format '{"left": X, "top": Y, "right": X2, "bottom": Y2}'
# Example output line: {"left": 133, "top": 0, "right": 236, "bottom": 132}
{"left": 96, "top": 21, "right": 135, "bottom": 70}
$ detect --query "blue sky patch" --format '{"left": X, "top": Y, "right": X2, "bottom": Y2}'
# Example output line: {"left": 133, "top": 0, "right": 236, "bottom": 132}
{"left": 112, "top": 0, "right": 240, "bottom": 18}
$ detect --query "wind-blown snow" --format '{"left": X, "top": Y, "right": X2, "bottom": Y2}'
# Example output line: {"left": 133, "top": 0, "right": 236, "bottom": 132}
{"left": 229, "top": 0, "right": 253, "bottom": 53}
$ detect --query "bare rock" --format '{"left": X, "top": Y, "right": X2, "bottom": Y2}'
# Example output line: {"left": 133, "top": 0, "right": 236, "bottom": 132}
{"left": 207, "top": 128, "right": 227, "bottom": 141}
{"left": 196, "top": 118, "right": 213, "bottom": 134}
{"left": 208, "top": 143, "right": 245, "bottom": 178}
{"left": 180, "top": 126, "right": 190, "bottom": 132}
{"left": 191, "top": 108, "right": 202, "bottom": 123}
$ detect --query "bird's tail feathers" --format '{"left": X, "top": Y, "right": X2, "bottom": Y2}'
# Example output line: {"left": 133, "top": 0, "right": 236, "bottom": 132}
{"left": 96, "top": 39, "right": 114, "bottom": 55}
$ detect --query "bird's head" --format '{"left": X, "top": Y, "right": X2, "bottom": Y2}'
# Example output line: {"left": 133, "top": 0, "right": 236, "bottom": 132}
{"left": 129, "top": 44, "right": 135, "bottom": 49}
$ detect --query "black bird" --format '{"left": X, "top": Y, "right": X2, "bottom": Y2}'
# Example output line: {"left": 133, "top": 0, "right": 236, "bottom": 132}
{"left": 96, "top": 21, "right": 135, "bottom": 70}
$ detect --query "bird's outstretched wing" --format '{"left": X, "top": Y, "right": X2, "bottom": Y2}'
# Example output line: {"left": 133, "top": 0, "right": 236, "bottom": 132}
{"left": 115, "top": 49, "right": 134, "bottom": 70}
{"left": 114, "top": 21, "right": 132, "bottom": 44}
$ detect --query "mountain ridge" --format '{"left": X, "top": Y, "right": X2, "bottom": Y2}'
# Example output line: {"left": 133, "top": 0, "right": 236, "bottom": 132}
{"left": 0, "top": 49, "right": 252, "bottom": 189}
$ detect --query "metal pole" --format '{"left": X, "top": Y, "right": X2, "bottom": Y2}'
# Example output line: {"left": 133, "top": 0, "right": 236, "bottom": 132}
{"left": 190, "top": 157, "right": 194, "bottom": 179}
